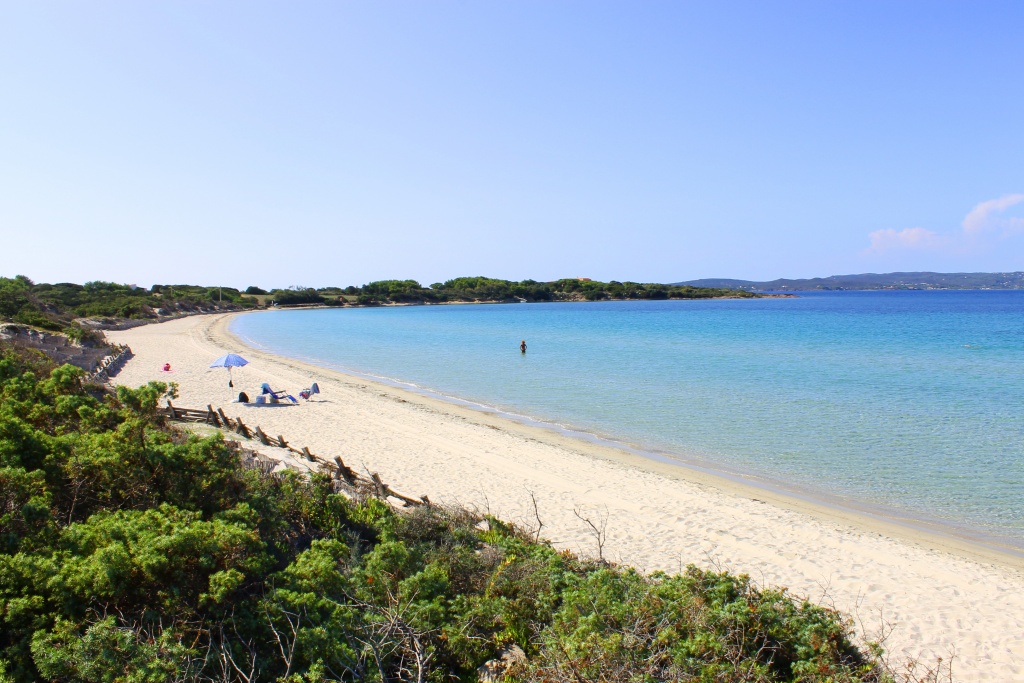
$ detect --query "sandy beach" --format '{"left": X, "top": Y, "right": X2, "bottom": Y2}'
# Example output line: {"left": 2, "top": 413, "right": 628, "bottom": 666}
{"left": 107, "top": 312, "right": 1024, "bottom": 682}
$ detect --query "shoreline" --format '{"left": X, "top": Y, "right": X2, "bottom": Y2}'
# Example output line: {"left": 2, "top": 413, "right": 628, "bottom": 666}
{"left": 229, "top": 310, "right": 1024, "bottom": 566}
{"left": 108, "top": 312, "right": 1024, "bottom": 681}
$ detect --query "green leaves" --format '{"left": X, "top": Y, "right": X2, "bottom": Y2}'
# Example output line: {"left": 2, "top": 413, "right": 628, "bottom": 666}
{"left": 531, "top": 566, "right": 871, "bottom": 682}
{"left": 0, "top": 467, "right": 52, "bottom": 553}
{"left": 31, "top": 616, "right": 185, "bottom": 683}
{"left": 0, "top": 278, "right": 32, "bottom": 319}
{"left": 54, "top": 504, "right": 267, "bottom": 614}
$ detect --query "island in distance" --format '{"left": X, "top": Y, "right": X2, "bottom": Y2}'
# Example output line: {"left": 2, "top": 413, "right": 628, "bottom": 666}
{"left": 677, "top": 271, "right": 1024, "bottom": 292}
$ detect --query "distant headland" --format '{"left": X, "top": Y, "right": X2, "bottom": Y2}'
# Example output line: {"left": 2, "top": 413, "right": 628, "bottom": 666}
{"left": 676, "top": 271, "right": 1024, "bottom": 291}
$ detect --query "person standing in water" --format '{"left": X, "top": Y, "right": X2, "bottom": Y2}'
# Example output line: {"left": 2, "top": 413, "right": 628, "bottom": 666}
{"left": 520, "top": 339, "right": 527, "bottom": 353}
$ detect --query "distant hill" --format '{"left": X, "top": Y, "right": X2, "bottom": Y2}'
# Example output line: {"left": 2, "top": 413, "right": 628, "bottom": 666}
{"left": 675, "top": 272, "right": 1024, "bottom": 291}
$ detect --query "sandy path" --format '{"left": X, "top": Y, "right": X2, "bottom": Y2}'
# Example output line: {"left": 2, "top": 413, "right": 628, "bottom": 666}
{"left": 108, "top": 313, "right": 1024, "bottom": 681}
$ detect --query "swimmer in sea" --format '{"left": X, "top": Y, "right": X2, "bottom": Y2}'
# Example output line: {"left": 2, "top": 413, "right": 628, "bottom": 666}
{"left": 520, "top": 339, "right": 527, "bottom": 353}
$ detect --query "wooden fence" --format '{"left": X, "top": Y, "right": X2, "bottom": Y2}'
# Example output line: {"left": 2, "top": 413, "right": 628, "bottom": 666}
{"left": 86, "top": 344, "right": 133, "bottom": 383}
{"left": 163, "top": 400, "right": 431, "bottom": 508}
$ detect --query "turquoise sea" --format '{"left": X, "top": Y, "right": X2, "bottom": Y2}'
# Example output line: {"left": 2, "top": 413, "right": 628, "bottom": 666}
{"left": 231, "top": 291, "right": 1024, "bottom": 550}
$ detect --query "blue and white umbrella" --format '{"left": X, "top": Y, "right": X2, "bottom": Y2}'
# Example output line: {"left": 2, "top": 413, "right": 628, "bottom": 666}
{"left": 209, "top": 353, "right": 249, "bottom": 369}
{"left": 210, "top": 353, "right": 249, "bottom": 387}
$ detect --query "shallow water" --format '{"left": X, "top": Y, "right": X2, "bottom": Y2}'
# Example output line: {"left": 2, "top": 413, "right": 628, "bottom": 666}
{"left": 232, "top": 291, "right": 1024, "bottom": 546}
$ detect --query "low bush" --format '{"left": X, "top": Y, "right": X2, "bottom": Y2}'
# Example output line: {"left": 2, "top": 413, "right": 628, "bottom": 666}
{"left": 0, "top": 346, "right": 890, "bottom": 682}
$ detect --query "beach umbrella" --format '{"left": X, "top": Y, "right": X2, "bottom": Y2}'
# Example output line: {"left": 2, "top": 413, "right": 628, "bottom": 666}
{"left": 210, "top": 353, "right": 249, "bottom": 387}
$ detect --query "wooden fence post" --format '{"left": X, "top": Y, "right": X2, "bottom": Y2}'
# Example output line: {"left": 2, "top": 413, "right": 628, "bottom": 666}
{"left": 333, "top": 456, "right": 357, "bottom": 484}
{"left": 157, "top": 401, "right": 434, "bottom": 509}
{"left": 370, "top": 472, "right": 387, "bottom": 498}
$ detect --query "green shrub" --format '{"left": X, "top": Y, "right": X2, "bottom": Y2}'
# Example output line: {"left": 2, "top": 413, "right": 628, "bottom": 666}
{"left": 12, "top": 306, "right": 61, "bottom": 331}
{"left": 270, "top": 288, "right": 324, "bottom": 306}
{"left": 0, "top": 346, "right": 880, "bottom": 682}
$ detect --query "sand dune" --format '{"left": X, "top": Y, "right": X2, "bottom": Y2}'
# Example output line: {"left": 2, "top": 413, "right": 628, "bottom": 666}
{"left": 108, "top": 312, "right": 1024, "bottom": 682}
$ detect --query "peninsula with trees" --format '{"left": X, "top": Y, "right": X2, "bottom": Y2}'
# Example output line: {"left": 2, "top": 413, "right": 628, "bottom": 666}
{"left": 1, "top": 275, "right": 755, "bottom": 333}
{"left": 678, "top": 271, "right": 1024, "bottom": 291}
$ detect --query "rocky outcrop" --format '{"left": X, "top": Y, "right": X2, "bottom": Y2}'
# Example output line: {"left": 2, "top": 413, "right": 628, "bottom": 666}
{"left": 0, "top": 324, "right": 113, "bottom": 372}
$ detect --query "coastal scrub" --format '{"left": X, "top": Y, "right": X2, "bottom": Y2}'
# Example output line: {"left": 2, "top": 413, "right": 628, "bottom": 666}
{"left": 0, "top": 344, "right": 888, "bottom": 682}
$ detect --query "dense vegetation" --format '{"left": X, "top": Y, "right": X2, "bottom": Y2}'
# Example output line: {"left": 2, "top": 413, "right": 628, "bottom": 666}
{"left": 0, "top": 276, "right": 253, "bottom": 334}
{"left": 336, "top": 277, "right": 756, "bottom": 305}
{"left": 251, "top": 278, "right": 755, "bottom": 306}
{"left": 0, "top": 345, "right": 888, "bottom": 682}
{"left": 2, "top": 275, "right": 755, "bottom": 332}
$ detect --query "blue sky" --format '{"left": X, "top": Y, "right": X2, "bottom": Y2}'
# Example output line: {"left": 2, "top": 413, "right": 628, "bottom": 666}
{"left": 1, "top": 1, "right": 1022, "bottom": 289}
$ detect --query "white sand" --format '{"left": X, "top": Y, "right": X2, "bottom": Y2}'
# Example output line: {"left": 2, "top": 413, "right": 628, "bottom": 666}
{"left": 108, "top": 313, "right": 1024, "bottom": 682}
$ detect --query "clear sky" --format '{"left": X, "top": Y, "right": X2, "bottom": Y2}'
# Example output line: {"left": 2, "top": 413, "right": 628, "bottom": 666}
{"left": 2, "top": 1, "right": 1022, "bottom": 289}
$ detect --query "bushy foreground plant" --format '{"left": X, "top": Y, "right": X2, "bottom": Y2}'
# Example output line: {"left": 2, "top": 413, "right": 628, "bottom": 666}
{"left": 0, "top": 345, "right": 887, "bottom": 682}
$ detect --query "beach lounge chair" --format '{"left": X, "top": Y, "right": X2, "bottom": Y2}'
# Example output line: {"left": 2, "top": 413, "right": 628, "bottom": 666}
{"left": 260, "top": 383, "right": 285, "bottom": 399}
{"left": 260, "top": 383, "right": 298, "bottom": 404}
{"left": 299, "top": 382, "right": 320, "bottom": 400}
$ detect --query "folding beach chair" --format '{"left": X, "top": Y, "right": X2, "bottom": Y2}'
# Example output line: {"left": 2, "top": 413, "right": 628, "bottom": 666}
{"left": 260, "top": 383, "right": 298, "bottom": 403}
{"left": 300, "top": 382, "right": 320, "bottom": 401}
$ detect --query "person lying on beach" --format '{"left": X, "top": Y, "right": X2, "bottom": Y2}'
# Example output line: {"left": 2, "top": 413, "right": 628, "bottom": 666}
{"left": 161, "top": 363, "right": 171, "bottom": 372}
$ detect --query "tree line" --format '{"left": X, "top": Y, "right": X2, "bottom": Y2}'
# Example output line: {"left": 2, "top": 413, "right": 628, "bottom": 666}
{"left": 2, "top": 275, "right": 757, "bottom": 333}
{"left": 254, "top": 276, "right": 758, "bottom": 307}
{"left": 0, "top": 276, "right": 255, "bottom": 338}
